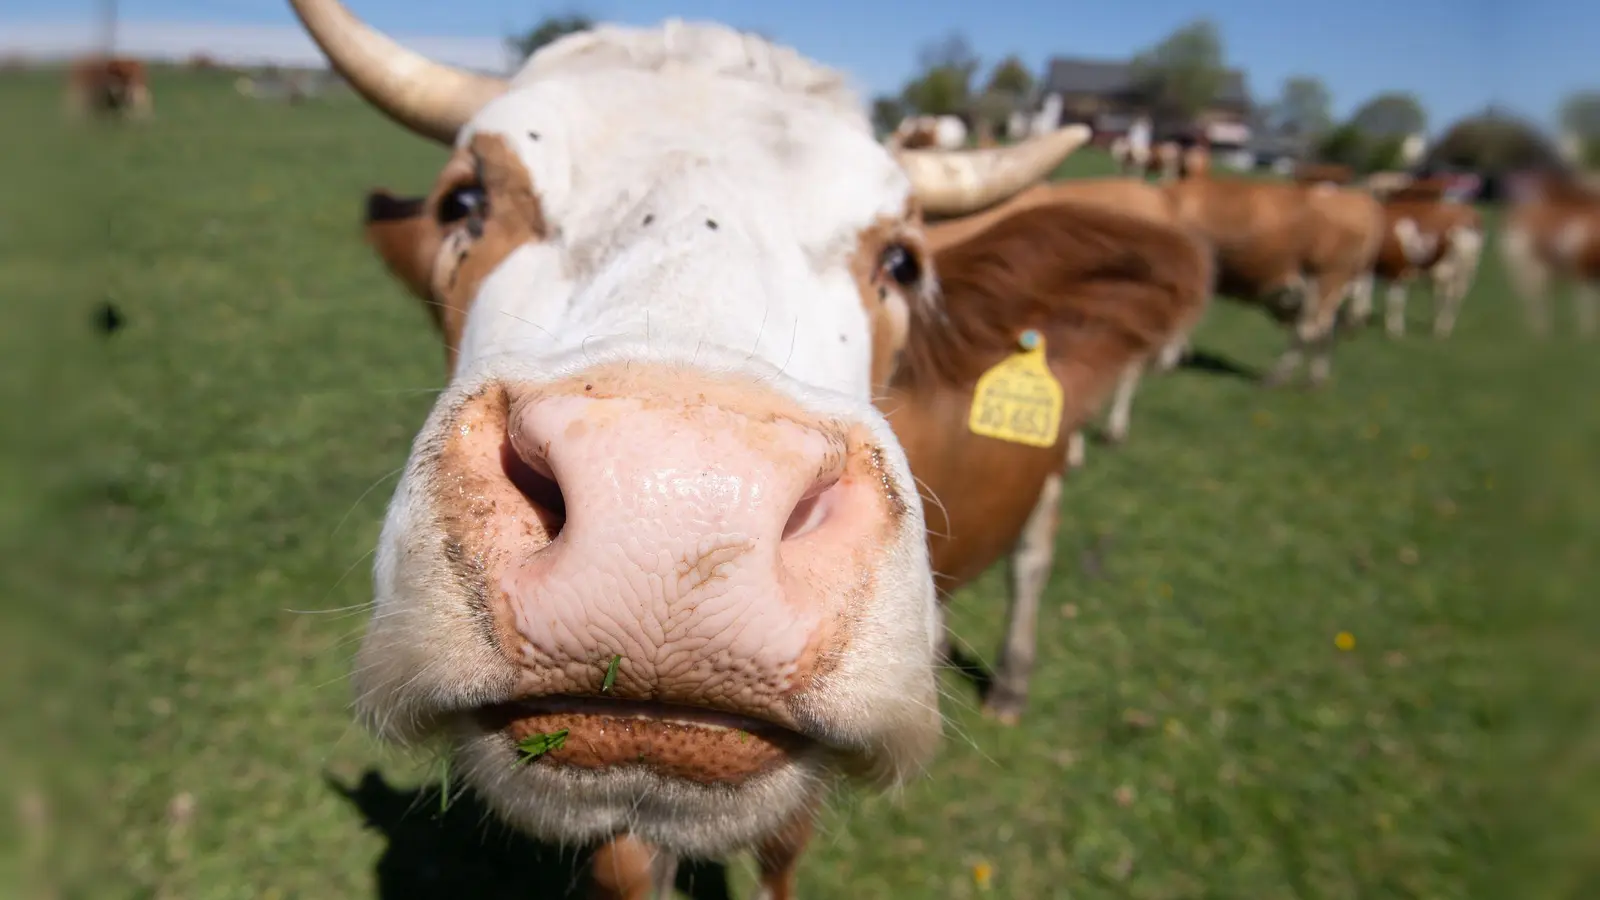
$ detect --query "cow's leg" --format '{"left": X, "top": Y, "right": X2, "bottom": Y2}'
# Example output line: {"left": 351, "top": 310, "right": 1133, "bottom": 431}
{"left": 589, "top": 835, "right": 675, "bottom": 900}
{"left": 1502, "top": 227, "right": 1552, "bottom": 335}
{"left": 1430, "top": 266, "right": 1463, "bottom": 338}
{"left": 1345, "top": 271, "right": 1376, "bottom": 326}
{"left": 983, "top": 470, "right": 1064, "bottom": 724}
{"left": 1104, "top": 357, "right": 1147, "bottom": 445}
{"left": 1385, "top": 279, "right": 1411, "bottom": 337}
{"left": 1156, "top": 338, "right": 1186, "bottom": 371}
{"left": 1304, "top": 276, "right": 1351, "bottom": 386}
{"left": 753, "top": 802, "right": 819, "bottom": 900}
{"left": 1066, "top": 428, "right": 1087, "bottom": 469}
{"left": 1264, "top": 276, "right": 1314, "bottom": 386}
{"left": 1433, "top": 225, "right": 1483, "bottom": 338}
{"left": 1577, "top": 282, "right": 1599, "bottom": 338}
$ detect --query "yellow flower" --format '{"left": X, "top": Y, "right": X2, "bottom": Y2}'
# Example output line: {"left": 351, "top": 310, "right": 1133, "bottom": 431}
{"left": 1252, "top": 410, "right": 1272, "bottom": 428}
{"left": 1334, "top": 631, "right": 1356, "bottom": 651}
{"left": 1409, "top": 444, "right": 1431, "bottom": 461}
{"left": 1158, "top": 583, "right": 1173, "bottom": 598}
{"left": 973, "top": 861, "right": 993, "bottom": 890}
{"left": 1362, "top": 423, "right": 1380, "bottom": 439}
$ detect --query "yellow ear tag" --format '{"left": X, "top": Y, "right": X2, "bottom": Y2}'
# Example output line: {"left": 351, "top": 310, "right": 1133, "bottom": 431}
{"left": 968, "top": 329, "right": 1063, "bottom": 448}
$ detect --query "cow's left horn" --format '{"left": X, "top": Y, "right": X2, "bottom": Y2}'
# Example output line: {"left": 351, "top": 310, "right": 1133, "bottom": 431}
{"left": 289, "top": 0, "right": 507, "bottom": 144}
{"left": 899, "top": 124, "right": 1093, "bottom": 218}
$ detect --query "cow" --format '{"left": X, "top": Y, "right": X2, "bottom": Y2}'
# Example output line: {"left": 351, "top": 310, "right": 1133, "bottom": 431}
{"left": 1359, "top": 196, "right": 1485, "bottom": 337}
{"left": 289, "top": 0, "right": 1166, "bottom": 895}
{"left": 64, "top": 55, "right": 152, "bottom": 120}
{"left": 1109, "top": 115, "right": 1154, "bottom": 178}
{"left": 903, "top": 176, "right": 1199, "bottom": 469}
{"left": 887, "top": 114, "right": 968, "bottom": 150}
{"left": 1090, "top": 151, "right": 1385, "bottom": 458}
{"left": 1501, "top": 173, "right": 1600, "bottom": 336}
{"left": 1294, "top": 162, "right": 1357, "bottom": 186}
{"left": 571, "top": 195, "right": 1213, "bottom": 899}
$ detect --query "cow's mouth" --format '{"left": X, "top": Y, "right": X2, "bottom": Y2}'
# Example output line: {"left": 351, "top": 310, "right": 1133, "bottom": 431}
{"left": 474, "top": 697, "right": 816, "bottom": 784}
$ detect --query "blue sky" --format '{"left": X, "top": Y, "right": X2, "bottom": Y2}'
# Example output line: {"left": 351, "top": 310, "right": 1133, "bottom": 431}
{"left": 3, "top": 0, "right": 1590, "bottom": 131}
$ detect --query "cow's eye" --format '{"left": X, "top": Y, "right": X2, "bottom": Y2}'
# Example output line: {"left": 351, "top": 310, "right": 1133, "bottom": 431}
{"left": 880, "top": 243, "right": 921, "bottom": 287}
{"left": 438, "top": 184, "right": 487, "bottom": 226}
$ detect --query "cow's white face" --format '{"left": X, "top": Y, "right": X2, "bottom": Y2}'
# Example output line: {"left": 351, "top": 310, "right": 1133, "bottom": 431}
{"left": 349, "top": 24, "right": 943, "bottom": 858}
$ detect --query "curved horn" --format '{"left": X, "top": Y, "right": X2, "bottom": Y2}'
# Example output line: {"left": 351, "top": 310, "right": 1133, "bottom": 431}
{"left": 288, "top": 0, "right": 507, "bottom": 144}
{"left": 898, "top": 124, "right": 1092, "bottom": 218}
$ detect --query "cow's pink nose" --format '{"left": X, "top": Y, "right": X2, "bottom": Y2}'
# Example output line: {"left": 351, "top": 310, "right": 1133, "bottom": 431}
{"left": 444, "top": 371, "right": 900, "bottom": 745}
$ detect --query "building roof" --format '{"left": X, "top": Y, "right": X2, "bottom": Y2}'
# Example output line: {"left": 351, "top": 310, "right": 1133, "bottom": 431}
{"left": 1038, "top": 56, "right": 1251, "bottom": 108}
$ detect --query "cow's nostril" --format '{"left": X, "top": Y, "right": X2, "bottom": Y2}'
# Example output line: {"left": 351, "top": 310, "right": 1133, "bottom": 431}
{"left": 782, "top": 477, "right": 841, "bottom": 542}
{"left": 500, "top": 435, "right": 566, "bottom": 538}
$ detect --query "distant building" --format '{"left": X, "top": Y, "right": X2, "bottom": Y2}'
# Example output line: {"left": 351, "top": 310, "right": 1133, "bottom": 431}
{"left": 1026, "top": 56, "right": 1253, "bottom": 149}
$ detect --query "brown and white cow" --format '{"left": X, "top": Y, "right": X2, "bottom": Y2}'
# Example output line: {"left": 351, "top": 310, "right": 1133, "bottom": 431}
{"left": 1360, "top": 195, "right": 1485, "bottom": 337}
{"left": 64, "top": 55, "right": 152, "bottom": 120}
{"left": 906, "top": 176, "right": 1199, "bottom": 468}
{"left": 1501, "top": 174, "right": 1600, "bottom": 336}
{"left": 290, "top": 0, "right": 1136, "bottom": 893}
{"left": 887, "top": 114, "right": 968, "bottom": 150}
{"left": 575, "top": 191, "right": 1213, "bottom": 900}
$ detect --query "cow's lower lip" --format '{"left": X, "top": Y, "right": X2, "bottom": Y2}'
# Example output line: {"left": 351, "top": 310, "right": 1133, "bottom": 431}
{"left": 474, "top": 697, "right": 814, "bottom": 785}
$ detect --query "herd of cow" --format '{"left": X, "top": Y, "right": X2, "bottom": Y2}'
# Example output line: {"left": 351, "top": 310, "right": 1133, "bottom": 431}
{"left": 62, "top": 1, "right": 1600, "bottom": 896}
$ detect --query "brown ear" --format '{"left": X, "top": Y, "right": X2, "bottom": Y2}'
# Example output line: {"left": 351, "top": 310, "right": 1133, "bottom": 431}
{"left": 363, "top": 190, "right": 439, "bottom": 310}
{"left": 911, "top": 201, "right": 1212, "bottom": 429}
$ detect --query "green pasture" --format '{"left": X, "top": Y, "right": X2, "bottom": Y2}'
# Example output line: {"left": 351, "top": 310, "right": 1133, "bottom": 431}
{"left": 3, "top": 69, "right": 1596, "bottom": 899}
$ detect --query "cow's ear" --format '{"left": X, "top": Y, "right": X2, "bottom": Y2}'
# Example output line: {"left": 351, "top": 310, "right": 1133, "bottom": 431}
{"left": 918, "top": 202, "right": 1212, "bottom": 430}
{"left": 363, "top": 189, "right": 438, "bottom": 304}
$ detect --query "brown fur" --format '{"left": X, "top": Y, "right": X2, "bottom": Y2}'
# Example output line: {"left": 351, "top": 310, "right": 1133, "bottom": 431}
{"left": 363, "top": 134, "right": 548, "bottom": 373}
{"left": 65, "top": 56, "right": 150, "bottom": 118}
{"left": 1295, "top": 162, "right": 1356, "bottom": 185}
{"left": 1161, "top": 169, "right": 1383, "bottom": 385}
{"left": 890, "top": 201, "right": 1212, "bottom": 589}
{"left": 1374, "top": 199, "right": 1480, "bottom": 281}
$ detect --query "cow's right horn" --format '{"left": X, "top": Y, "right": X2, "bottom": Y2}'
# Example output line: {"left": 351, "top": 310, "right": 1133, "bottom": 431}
{"left": 289, "top": 0, "right": 507, "bottom": 144}
{"left": 898, "top": 124, "right": 1092, "bottom": 219}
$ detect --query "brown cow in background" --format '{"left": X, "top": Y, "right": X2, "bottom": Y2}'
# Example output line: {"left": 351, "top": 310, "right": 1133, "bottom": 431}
{"left": 64, "top": 55, "right": 152, "bottom": 120}
{"left": 1294, "top": 162, "right": 1356, "bottom": 186}
{"left": 1500, "top": 172, "right": 1600, "bottom": 336}
{"left": 1359, "top": 196, "right": 1485, "bottom": 337}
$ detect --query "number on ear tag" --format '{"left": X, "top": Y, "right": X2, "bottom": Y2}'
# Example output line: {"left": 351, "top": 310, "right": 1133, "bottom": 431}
{"left": 967, "top": 330, "right": 1063, "bottom": 448}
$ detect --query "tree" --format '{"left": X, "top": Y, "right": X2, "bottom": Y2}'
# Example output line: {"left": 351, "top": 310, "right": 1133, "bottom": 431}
{"left": 1348, "top": 91, "right": 1427, "bottom": 138}
{"left": 1315, "top": 122, "right": 1368, "bottom": 167}
{"left": 900, "top": 32, "right": 981, "bottom": 118}
{"left": 916, "top": 32, "right": 980, "bottom": 81}
{"left": 1129, "top": 19, "right": 1227, "bottom": 126}
{"left": 984, "top": 55, "right": 1034, "bottom": 98}
{"left": 965, "top": 56, "right": 1035, "bottom": 139}
{"left": 1429, "top": 112, "right": 1567, "bottom": 171}
{"left": 871, "top": 95, "right": 906, "bottom": 137}
{"left": 1559, "top": 90, "right": 1600, "bottom": 139}
{"left": 508, "top": 12, "right": 594, "bottom": 63}
{"left": 1269, "top": 75, "right": 1333, "bottom": 138}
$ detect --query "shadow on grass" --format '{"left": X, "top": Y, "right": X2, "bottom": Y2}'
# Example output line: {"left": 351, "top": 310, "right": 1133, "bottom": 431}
{"left": 329, "top": 770, "right": 733, "bottom": 900}
{"left": 943, "top": 646, "right": 995, "bottom": 700}
{"left": 1177, "top": 347, "right": 1260, "bottom": 380}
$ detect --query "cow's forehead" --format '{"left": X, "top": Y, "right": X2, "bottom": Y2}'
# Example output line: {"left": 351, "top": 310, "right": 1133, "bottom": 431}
{"left": 460, "top": 70, "right": 913, "bottom": 249}
{"left": 447, "top": 70, "right": 917, "bottom": 399}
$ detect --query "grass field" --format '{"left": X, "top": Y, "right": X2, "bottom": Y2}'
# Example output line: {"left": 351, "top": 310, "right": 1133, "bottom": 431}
{"left": 5, "top": 68, "right": 1599, "bottom": 900}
